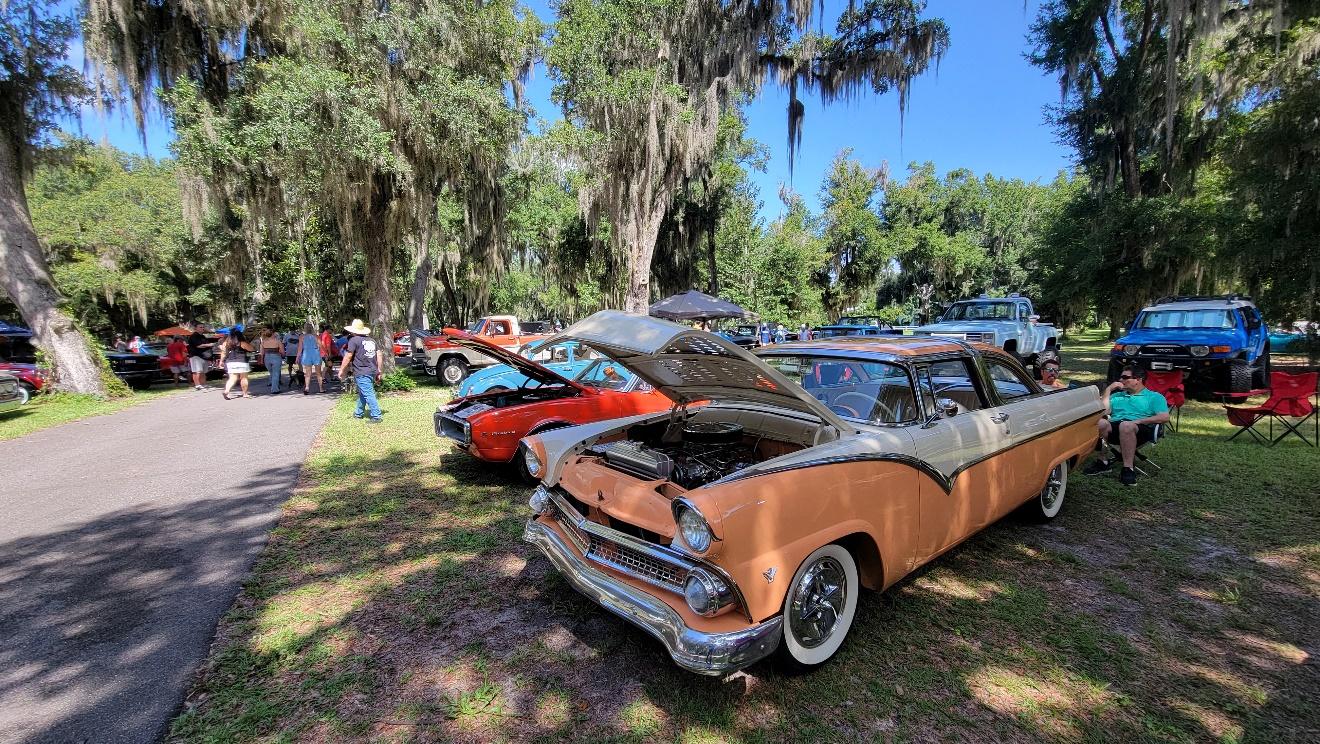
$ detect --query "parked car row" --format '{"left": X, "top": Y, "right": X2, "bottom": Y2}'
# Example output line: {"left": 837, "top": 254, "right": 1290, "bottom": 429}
{"left": 433, "top": 310, "right": 1104, "bottom": 677}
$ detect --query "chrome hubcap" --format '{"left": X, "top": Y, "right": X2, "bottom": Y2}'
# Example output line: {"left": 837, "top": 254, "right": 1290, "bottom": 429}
{"left": 1041, "top": 464, "right": 1064, "bottom": 511}
{"left": 789, "top": 557, "right": 847, "bottom": 648}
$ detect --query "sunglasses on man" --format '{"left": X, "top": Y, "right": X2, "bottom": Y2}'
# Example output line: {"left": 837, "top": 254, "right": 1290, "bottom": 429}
{"left": 1118, "top": 374, "right": 1135, "bottom": 380}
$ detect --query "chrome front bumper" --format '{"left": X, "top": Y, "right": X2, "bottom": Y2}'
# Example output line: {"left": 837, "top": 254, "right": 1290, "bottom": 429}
{"left": 524, "top": 518, "right": 782, "bottom": 676}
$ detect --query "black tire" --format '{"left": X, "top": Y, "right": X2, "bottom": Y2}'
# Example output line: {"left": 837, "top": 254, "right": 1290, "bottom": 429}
{"left": 1020, "top": 461, "right": 1068, "bottom": 522}
{"left": 1226, "top": 359, "right": 1252, "bottom": 395}
{"left": 127, "top": 378, "right": 153, "bottom": 390}
{"left": 438, "top": 357, "right": 468, "bottom": 386}
{"left": 18, "top": 382, "right": 35, "bottom": 405}
{"left": 1106, "top": 358, "right": 1125, "bottom": 383}
{"left": 423, "top": 363, "right": 437, "bottom": 377}
{"left": 1252, "top": 346, "right": 1272, "bottom": 389}
{"left": 775, "top": 543, "right": 859, "bottom": 673}
{"left": 514, "top": 443, "right": 539, "bottom": 484}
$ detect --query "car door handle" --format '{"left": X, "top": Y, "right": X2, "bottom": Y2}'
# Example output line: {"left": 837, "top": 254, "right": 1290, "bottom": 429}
{"left": 990, "top": 412, "right": 1010, "bottom": 423}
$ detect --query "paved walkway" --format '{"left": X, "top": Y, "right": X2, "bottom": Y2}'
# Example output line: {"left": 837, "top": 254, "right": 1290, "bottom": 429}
{"left": 0, "top": 378, "right": 336, "bottom": 743}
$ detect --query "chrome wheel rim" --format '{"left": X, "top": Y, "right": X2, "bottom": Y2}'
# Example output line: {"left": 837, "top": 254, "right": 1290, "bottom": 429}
{"left": 1041, "top": 464, "right": 1064, "bottom": 511}
{"left": 443, "top": 366, "right": 462, "bottom": 383}
{"left": 788, "top": 557, "right": 848, "bottom": 648}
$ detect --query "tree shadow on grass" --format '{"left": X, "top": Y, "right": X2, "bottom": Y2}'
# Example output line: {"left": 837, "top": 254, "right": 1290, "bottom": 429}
{"left": 0, "top": 464, "right": 301, "bottom": 744}
{"left": 161, "top": 437, "right": 1318, "bottom": 743}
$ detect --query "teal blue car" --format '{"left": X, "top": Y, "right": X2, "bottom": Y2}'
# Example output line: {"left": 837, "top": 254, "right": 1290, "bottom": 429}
{"left": 456, "top": 340, "right": 593, "bottom": 396}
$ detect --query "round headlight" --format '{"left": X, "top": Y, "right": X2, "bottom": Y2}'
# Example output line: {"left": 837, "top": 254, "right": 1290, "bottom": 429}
{"left": 684, "top": 574, "right": 715, "bottom": 615}
{"left": 677, "top": 507, "right": 712, "bottom": 553}
{"left": 528, "top": 485, "right": 551, "bottom": 515}
{"left": 1189, "top": 345, "right": 1210, "bottom": 357}
{"left": 523, "top": 446, "right": 543, "bottom": 478}
{"left": 1123, "top": 344, "right": 1141, "bottom": 355}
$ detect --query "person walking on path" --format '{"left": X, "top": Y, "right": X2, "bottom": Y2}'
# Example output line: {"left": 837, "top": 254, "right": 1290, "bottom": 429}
{"left": 296, "top": 323, "right": 325, "bottom": 395}
{"left": 318, "top": 324, "right": 336, "bottom": 383}
{"left": 260, "top": 329, "right": 285, "bottom": 394}
{"left": 128, "top": 335, "right": 143, "bottom": 353}
{"left": 338, "top": 319, "right": 383, "bottom": 423}
{"left": 220, "top": 330, "right": 254, "bottom": 400}
{"left": 187, "top": 329, "right": 213, "bottom": 390}
{"left": 165, "top": 335, "right": 189, "bottom": 385}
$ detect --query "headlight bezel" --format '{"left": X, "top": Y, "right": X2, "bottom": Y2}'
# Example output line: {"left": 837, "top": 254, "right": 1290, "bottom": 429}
{"left": 1189, "top": 345, "right": 1210, "bottom": 357}
{"left": 682, "top": 567, "right": 735, "bottom": 617}
{"left": 677, "top": 507, "right": 712, "bottom": 553}
{"left": 523, "top": 445, "right": 543, "bottom": 478}
{"left": 1122, "top": 344, "right": 1141, "bottom": 355}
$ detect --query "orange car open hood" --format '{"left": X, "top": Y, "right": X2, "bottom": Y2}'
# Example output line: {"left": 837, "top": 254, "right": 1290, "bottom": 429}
{"left": 551, "top": 311, "right": 851, "bottom": 431}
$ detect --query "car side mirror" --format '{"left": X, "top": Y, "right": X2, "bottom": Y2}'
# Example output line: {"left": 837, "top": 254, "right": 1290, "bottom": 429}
{"left": 922, "top": 398, "right": 959, "bottom": 428}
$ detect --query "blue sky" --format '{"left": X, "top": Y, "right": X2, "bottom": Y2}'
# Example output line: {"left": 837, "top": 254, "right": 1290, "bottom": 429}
{"left": 68, "top": 0, "right": 1074, "bottom": 220}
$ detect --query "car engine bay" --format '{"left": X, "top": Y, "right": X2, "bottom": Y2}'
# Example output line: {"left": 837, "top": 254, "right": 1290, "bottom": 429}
{"left": 591, "top": 419, "right": 795, "bottom": 489}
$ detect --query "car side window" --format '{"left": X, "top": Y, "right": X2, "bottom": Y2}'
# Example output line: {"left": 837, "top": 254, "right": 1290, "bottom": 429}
{"left": 923, "top": 358, "right": 987, "bottom": 412}
{"left": 984, "top": 358, "right": 1035, "bottom": 401}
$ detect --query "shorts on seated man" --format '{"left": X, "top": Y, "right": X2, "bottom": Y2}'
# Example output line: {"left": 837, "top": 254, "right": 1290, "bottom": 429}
{"left": 1083, "top": 365, "right": 1170, "bottom": 486}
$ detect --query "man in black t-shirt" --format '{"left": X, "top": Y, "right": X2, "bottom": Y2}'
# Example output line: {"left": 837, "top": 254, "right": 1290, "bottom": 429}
{"left": 337, "top": 319, "right": 384, "bottom": 423}
{"left": 186, "top": 330, "right": 213, "bottom": 390}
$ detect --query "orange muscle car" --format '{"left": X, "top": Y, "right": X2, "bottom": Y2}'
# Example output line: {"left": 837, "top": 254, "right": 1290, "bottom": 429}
{"left": 433, "top": 331, "right": 673, "bottom": 478}
{"left": 521, "top": 311, "right": 1104, "bottom": 675}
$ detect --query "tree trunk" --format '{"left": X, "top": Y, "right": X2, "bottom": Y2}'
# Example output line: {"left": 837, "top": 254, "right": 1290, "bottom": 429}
{"left": 621, "top": 203, "right": 667, "bottom": 314}
{"left": 706, "top": 215, "right": 718, "bottom": 295}
{"left": 364, "top": 179, "right": 395, "bottom": 373}
{"left": 0, "top": 129, "right": 107, "bottom": 395}
{"left": 407, "top": 240, "right": 431, "bottom": 330}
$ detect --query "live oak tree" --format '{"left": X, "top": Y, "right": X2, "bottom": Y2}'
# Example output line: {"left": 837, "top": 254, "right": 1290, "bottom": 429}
{"left": 0, "top": 1, "right": 106, "bottom": 393}
{"left": 547, "top": 0, "right": 949, "bottom": 313}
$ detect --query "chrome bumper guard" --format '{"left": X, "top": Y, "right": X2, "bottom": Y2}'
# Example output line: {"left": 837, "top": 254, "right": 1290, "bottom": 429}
{"left": 524, "top": 517, "right": 782, "bottom": 676}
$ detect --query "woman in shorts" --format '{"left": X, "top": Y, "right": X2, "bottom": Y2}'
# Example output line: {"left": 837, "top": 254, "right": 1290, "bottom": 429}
{"left": 220, "top": 330, "right": 254, "bottom": 400}
{"left": 295, "top": 322, "right": 324, "bottom": 394}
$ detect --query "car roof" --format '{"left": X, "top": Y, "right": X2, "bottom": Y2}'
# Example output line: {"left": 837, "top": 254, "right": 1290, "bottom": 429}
{"left": 757, "top": 335, "right": 993, "bottom": 360}
{"left": 1142, "top": 300, "right": 1254, "bottom": 312}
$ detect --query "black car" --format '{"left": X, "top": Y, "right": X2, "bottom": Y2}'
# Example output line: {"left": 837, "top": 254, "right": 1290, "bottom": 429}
{"left": 715, "top": 324, "right": 760, "bottom": 349}
{"left": 105, "top": 349, "right": 162, "bottom": 388}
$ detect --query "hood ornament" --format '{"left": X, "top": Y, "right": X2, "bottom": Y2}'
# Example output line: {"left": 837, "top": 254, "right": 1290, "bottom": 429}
{"left": 762, "top": 567, "right": 776, "bottom": 583}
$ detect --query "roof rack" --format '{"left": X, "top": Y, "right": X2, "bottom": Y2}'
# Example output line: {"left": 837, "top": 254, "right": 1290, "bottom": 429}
{"left": 1153, "top": 294, "right": 1252, "bottom": 305}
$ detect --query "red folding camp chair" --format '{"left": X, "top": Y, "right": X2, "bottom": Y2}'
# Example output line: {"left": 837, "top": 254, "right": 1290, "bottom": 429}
{"left": 1224, "top": 371, "right": 1318, "bottom": 446}
{"left": 1144, "top": 370, "right": 1185, "bottom": 431}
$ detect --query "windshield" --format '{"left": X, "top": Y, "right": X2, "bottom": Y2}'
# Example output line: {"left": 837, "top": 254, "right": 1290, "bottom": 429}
{"left": 1137, "top": 309, "right": 1236, "bottom": 330}
{"left": 942, "top": 302, "right": 1017, "bottom": 321}
{"left": 465, "top": 319, "right": 485, "bottom": 334}
{"left": 573, "top": 358, "right": 634, "bottom": 390}
{"left": 759, "top": 355, "right": 917, "bottom": 424}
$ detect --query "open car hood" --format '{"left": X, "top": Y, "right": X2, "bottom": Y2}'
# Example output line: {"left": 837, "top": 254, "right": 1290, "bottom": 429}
{"left": 552, "top": 311, "right": 852, "bottom": 431}
{"left": 442, "top": 332, "right": 587, "bottom": 393}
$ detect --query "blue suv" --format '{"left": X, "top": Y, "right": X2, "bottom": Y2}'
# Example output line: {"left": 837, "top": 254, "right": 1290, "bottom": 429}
{"left": 1109, "top": 295, "right": 1270, "bottom": 394}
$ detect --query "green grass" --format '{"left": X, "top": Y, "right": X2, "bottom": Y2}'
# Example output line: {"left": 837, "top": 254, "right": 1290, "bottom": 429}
{"left": 170, "top": 339, "right": 1319, "bottom": 743}
{"left": 0, "top": 383, "right": 191, "bottom": 441}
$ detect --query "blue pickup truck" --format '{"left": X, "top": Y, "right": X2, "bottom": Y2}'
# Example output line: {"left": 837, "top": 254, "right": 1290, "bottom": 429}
{"left": 1109, "top": 295, "right": 1270, "bottom": 394}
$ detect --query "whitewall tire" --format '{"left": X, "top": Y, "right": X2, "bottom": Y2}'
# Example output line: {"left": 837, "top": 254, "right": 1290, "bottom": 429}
{"left": 778, "top": 543, "right": 859, "bottom": 670}
{"left": 1031, "top": 461, "right": 1068, "bottom": 522}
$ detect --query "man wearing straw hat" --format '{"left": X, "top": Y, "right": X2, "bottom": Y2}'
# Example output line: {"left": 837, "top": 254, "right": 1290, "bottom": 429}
{"left": 337, "top": 318, "right": 384, "bottom": 423}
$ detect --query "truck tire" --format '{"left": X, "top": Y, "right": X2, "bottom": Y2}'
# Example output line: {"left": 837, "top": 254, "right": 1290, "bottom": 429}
{"left": 1225, "top": 359, "right": 1252, "bottom": 398}
{"left": 1252, "top": 346, "right": 1272, "bottom": 389}
{"left": 1107, "top": 359, "right": 1125, "bottom": 383}
{"left": 438, "top": 357, "right": 469, "bottom": 386}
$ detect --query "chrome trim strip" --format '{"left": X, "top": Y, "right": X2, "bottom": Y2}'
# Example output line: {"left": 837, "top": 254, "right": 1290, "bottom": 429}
{"left": 524, "top": 518, "right": 782, "bottom": 675}
{"left": 713, "top": 410, "right": 1100, "bottom": 494}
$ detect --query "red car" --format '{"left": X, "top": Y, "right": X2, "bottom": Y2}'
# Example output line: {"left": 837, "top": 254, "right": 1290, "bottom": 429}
{"left": 0, "top": 361, "right": 47, "bottom": 403}
{"left": 433, "top": 331, "right": 674, "bottom": 479}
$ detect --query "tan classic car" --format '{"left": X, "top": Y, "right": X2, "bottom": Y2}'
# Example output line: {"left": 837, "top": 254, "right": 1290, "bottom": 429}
{"left": 521, "top": 311, "right": 1104, "bottom": 675}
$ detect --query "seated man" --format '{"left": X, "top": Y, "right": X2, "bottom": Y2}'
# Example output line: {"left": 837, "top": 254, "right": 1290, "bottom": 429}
{"left": 1084, "top": 365, "right": 1170, "bottom": 486}
{"left": 1040, "top": 359, "right": 1067, "bottom": 390}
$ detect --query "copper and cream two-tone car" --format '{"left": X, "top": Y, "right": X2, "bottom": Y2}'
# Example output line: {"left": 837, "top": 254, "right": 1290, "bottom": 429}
{"left": 520, "top": 311, "right": 1104, "bottom": 675}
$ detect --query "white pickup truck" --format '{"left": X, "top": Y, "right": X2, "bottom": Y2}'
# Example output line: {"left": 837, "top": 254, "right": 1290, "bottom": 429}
{"left": 411, "top": 315, "right": 553, "bottom": 385}
{"left": 911, "top": 294, "right": 1061, "bottom": 376}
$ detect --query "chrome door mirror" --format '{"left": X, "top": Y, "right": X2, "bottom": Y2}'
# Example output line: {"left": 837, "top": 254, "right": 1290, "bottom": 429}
{"left": 937, "top": 398, "right": 959, "bottom": 418}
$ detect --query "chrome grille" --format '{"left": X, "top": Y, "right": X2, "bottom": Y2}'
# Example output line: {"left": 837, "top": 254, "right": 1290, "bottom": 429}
{"left": 588, "top": 536, "right": 687, "bottom": 592}
{"left": 549, "top": 493, "right": 689, "bottom": 595}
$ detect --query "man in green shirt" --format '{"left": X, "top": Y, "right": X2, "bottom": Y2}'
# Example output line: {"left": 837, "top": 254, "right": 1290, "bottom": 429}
{"left": 1084, "top": 365, "right": 1171, "bottom": 486}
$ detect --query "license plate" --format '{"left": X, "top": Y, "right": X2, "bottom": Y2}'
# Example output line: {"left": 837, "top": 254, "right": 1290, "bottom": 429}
{"left": 1150, "top": 362, "right": 1173, "bottom": 370}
